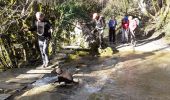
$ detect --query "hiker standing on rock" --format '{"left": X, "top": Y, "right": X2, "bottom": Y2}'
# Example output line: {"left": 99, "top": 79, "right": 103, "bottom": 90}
{"left": 92, "top": 13, "right": 106, "bottom": 48}
{"left": 24, "top": 12, "right": 53, "bottom": 68}
{"left": 129, "top": 16, "right": 139, "bottom": 39}
{"left": 108, "top": 16, "right": 117, "bottom": 44}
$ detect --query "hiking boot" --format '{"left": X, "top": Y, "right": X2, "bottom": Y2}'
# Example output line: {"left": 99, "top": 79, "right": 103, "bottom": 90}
{"left": 44, "top": 63, "right": 48, "bottom": 68}
{"left": 41, "top": 64, "right": 45, "bottom": 68}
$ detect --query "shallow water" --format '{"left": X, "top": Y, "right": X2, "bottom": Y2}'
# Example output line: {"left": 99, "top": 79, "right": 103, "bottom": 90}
{"left": 32, "top": 76, "right": 58, "bottom": 87}
{"left": 84, "top": 84, "right": 101, "bottom": 93}
{"left": 14, "top": 51, "right": 170, "bottom": 100}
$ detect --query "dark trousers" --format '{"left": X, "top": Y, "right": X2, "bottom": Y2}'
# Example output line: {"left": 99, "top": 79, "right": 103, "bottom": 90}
{"left": 109, "top": 28, "right": 116, "bottom": 43}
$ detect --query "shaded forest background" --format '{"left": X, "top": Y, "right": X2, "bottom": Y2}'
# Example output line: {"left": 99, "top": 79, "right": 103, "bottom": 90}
{"left": 0, "top": 0, "right": 170, "bottom": 71}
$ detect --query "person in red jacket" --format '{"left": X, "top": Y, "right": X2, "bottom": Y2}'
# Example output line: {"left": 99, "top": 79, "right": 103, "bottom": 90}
{"left": 121, "top": 16, "right": 129, "bottom": 43}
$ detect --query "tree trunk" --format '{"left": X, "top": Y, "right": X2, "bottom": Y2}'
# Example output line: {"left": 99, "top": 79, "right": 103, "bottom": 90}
{"left": 158, "top": 0, "right": 170, "bottom": 28}
{"left": 138, "top": 0, "right": 155, "bottom": 19}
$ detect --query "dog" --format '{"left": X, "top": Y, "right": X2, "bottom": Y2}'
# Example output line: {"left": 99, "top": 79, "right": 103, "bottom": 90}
{"left": 53, "top": 68, "right": 78, "bottom": 84}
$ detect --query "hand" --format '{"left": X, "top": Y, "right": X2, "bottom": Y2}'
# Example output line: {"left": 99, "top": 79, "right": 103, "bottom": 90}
{"left": 48, "top": 29, "right": 53, "bottom": 33}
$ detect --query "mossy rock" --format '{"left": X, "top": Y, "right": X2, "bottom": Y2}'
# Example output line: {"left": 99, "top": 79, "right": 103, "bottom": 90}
{"left": 98, "top": 47, "right": 113, "bottom": 57}
{"left": 68, "top": 54, "right": 79, "bottom": 61}
{"left": 66, "top": 51, "right": 89, "bottom": 62}
{"left": 76, "top": 51, "right": 89, "bottom": 56}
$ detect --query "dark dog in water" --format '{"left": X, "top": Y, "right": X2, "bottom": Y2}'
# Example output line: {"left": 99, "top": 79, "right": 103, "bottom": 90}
{"left": 53, "top": 68, "right": 78, "bottom": 84}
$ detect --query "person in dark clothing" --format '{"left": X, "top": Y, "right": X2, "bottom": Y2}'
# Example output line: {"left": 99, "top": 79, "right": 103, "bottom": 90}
{"left": 108, "top": 16, "right": 117, "bottom": 44}
{"left": 92, "top": 13, "right": 106, "bottom": 48}
{"left": 24, "top": 12, "right": 52, "bottom": 67}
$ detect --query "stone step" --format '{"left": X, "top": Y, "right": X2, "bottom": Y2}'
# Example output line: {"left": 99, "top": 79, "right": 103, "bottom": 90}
{"left": 0, "top": 85, "right": 25, "bottom": 97}
{"left": 6, "top": 78, "right": 36, "bottom": 84}
{"left": 16, "top": 74, "right": 44, "bottom": 79}
{"left": 26, "top": 69, "right": 53, "bottom": 74}
{"left": 0, "top": 83, "right": 24, "bottom": 90}
{"left": 62, "top": 45, "right": 80, "bottom": 49}
{"left": 6, "top": 73, "right": 45, "bottom": 84}
{"left": 2, "top": 61, "right": 60, "bottom": 99}
{"left": 0, "top": 94, "right": 11, "bottom": 100}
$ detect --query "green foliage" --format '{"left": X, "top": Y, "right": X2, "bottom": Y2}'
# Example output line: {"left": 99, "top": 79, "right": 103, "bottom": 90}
{"left": 0, "top": 0, "right": 101, "bottom": 69}
{"left": 163, "top": 22, "right": 170, "bottom": 37}
{"left": 47, "top": 0, "right": 102, "bottom": 55}
{"left": 102, "top": 0, "right": 137, "bottom": 17}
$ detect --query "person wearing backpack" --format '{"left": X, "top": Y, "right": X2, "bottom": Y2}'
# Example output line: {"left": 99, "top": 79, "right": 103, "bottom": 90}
{"left": 23, "top": 12, "right": 52, "bottom": 68}
{"left": 108, "top": 16, "right": 117, "bottom": 44}
{"left": 92, "top": 13, "right": 106, "bottom": 48}
{"left": 121, "top": 15, "right": 129, "bottom": 44}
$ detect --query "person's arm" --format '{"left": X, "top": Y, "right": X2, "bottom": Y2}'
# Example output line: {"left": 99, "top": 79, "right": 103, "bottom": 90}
{"left": 115, "top": 20, "right": 117, "bottom": 26}
{"left": 108, "top": 20, "right": 111, "bottom": 28}
{"left": 100, "top": 16, "right": 105, "bottom": 29}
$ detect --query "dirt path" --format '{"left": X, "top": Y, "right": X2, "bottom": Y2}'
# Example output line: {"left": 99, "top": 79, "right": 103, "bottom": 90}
{"left": 118, "top": 33, "right": 170, "bottom": 52}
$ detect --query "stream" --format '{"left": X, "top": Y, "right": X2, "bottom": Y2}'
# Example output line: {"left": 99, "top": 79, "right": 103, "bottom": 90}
{"left": 13, "top": 50, "right": 170, "bottom": 100}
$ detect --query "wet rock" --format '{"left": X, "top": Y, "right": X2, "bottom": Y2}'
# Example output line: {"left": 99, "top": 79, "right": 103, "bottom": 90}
{"left": 98, "top": 47, "right": 113, "bottom": 57}
{"left": 88, "top": 93, "right": 113, "bottom": 100}
{"left": 0, "top": 94, "right": 11, "bottom": 100}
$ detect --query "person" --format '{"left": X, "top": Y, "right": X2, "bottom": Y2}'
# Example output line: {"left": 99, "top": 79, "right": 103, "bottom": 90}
{"left": 128, "top": 16, "right": 138, "bottom": 41}
{"left": 24, "top": 12, "right": 52, "bottom": 67}
{"left": 108, "top": 16, "right": 117, "bottom": 44}
{"left": 121, "top": 15, "right": 129, "bottom": 44}
{"left": 92, "top": 13, "right": 106, "bottom": 48}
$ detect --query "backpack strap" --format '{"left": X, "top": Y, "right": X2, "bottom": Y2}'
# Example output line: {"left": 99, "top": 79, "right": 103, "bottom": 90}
{"left": 100, "top": 16, "right": 106, "bottom": 28}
